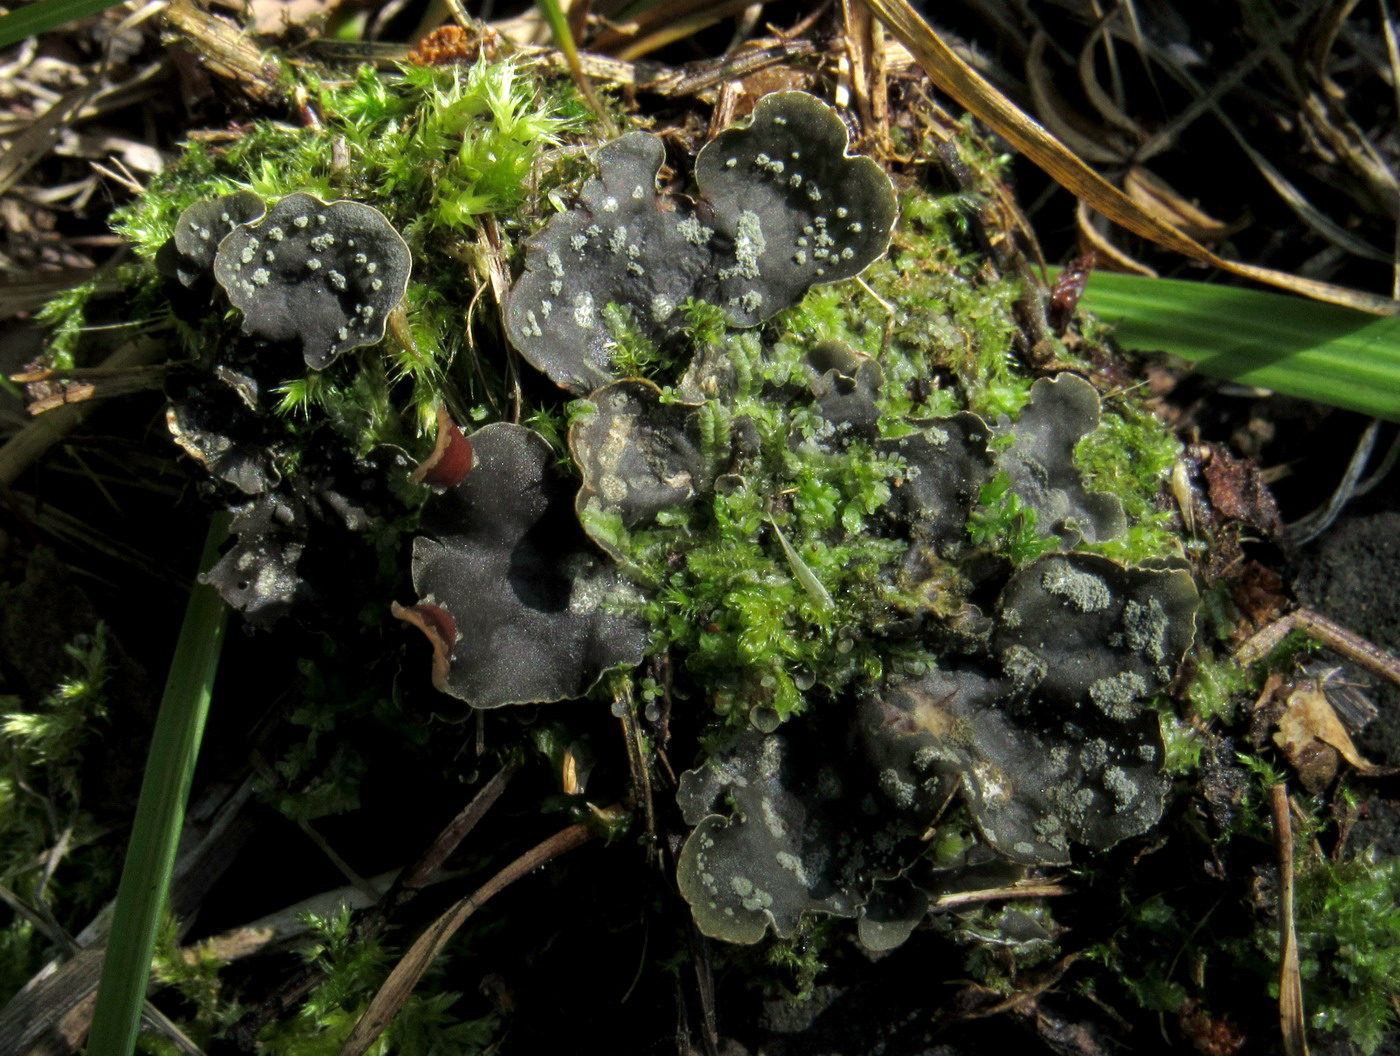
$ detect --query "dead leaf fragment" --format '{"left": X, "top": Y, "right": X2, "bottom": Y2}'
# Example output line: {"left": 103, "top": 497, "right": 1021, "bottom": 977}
{"left": 1273, "top": 679, "right": 1377, "bottom": 793}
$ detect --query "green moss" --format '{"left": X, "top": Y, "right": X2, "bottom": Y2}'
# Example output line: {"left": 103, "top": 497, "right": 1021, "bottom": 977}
{"left": 0, "top": 620, "right": 120, "bottom": 1002}
{"left": 1273, "top": 854, "right": 1400, "bottom": 1054}
{"left": 965, "top": 470, "right": 1061, "bottom": 565}
{"left": 1076, "top": 400, "right": 1184, "bottom": 565}
{"left": 1186, "top": 653, "right": 1252, "bottom": 725}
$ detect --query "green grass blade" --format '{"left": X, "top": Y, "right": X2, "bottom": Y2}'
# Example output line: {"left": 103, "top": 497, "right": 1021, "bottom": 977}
{"left": 87, "top": 514, "right": 230, "bottom": 1056}
{"left": 0, "top": 0, "right": 128, "bottom": 48}
{"left": 1077, "top": 271, "right": 1400, "bottom": 422}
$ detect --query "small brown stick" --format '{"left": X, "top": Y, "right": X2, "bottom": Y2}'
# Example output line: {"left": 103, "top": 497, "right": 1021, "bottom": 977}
{"left": 363, "top": 761, "right": 520, "bottom": 929}
{"left": 930, "top": 881, "right": 1071, "bottom": 910}
{"left": 615, "top": 680, "right": 659, "bottom": 857}
{"left": 1271, "top": 784, "right": 1310, "bottom": 1056}
{"left": 225, "top": 764, "right": 518, "bottom": 1048}
{"left": 1237, "top": 608, "right": 1400, "bottom": 689}
{"left": 338, "top": 823, "right": 595, "bottom": 1056}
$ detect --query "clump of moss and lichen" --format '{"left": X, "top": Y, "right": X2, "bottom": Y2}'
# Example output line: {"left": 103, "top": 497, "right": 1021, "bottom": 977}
{"left": 31, "top": 47, "right": 1292, "bottom": 1052}
{"left": 391, "top": 92, "right": 1203, "bottom": 958}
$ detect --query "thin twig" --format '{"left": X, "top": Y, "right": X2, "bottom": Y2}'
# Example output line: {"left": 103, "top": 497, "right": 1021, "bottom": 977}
{"left": 1236, "top": 608, "right": 1400, "bottom": 688}
{"left": 1271, "top": 784, "right": 1309, "bottom": 1056}
{"left": 338, "top": 823, "right": 595, "bottom": 1056}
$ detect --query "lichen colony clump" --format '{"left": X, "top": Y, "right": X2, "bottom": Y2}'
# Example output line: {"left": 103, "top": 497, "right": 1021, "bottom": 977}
{"left": 396, "top": 91, "right": 1200, "bottom": 947}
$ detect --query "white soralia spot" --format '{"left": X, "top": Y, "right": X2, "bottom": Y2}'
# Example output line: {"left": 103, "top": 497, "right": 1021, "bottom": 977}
{"left": 725, "top": 157, "right": 737, "bottom": 168}
{"left": 540, "top": 300, "right": 552, "bottom": 317}
{"left": 549, "top": 280, "right": 562, "bottom": 296}
{"left": 807, "top": 185, "right": 822, "bottom": 202}
{"left": 307, "top": 258, "right": 321, "bottom": 271}
{"left": 354, "top": 252, "right": 368, "bottom": 265}
{"left": 632, "top": 185, "right": 644, "bottom": 199}
{"left": 336, "top": 326, "right": 349, "bottom": 341}
{"left": 570, "top": 234, "right": 588, "bottom": 252}
{"left": 269, "top": 226, "right": 285, "bottom": 241}
{"left": 573, "top": 291, "right": 595, "bottom": 329}
{"left": 650, "top": 294, "right": 675, "bottom": 323}
{"left": 370, "top": 278, "right": 383, "bottom": 291}
{"left": 760, "top": 798, "right": 786, "bottom": 839}
{"left": 789, "top": 173, "right": 803, "bottom": 188}
{"left": 524, "top": 310, "right": 543, "bottom": 338}
{"left": 265, "top": 250, "right": 276, "bottom": 263}
{"left": 240, "top": 245, "right": 255, "bottom": 264}
{"left": 329, "top": 270, "right": 347, "bottom": 291}
{"left": 850, "top": 222, "right": 864, "bottom": 233}
{"left": 719, "top": 210, "right": 766, "bottom": 281}
{"left": 608, "top": 225, "right": 628, "bottom": 254}
{"left": 310, "top": 232, "right": 335, "bottom": 251}
{"left": 836, "top": 206, "right": 849, "bottom": 218}
{"left": 293, "top": 215, "right": 309, "bottom": 228}
{"left": 602, "top": 196, "right": 619, "bottom": 213}
{"left": 547, "top": 250, "right": 564, "bottom": 277}
{"left": 252, "top": 268, "right": 270, "bottom": 285}
{"left": 1041, "top": 563, "right": 1112, "bottom": 612}
{"left": 678, "top": 216, "right": 713, "bottom": 246}
{"left": 366, "top": 262, "right": 378, "bottom": 274}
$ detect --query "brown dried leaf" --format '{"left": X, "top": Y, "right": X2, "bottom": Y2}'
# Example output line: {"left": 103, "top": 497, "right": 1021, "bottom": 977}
{"left": 1274, "top": 680, "right": 1377, "bottom": 794}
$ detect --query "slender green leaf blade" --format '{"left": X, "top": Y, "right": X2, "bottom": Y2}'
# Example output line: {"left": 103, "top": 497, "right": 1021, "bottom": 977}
{"left": 0, "top": 0, "right": 127, "bottom": 49}
{"left": 87, "top": 515, "right": 230, "bottom": 1056}
{"left": 1079, "top": 271, "right": 1400, "bottom": 422}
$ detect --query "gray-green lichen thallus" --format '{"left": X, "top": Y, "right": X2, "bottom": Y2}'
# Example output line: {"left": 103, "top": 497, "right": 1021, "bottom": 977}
{"left": 393, "top": 90, "right": 1200, "bottom": 948}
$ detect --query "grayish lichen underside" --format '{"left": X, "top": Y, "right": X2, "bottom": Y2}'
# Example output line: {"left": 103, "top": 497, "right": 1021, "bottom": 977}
{"left": 172, "top": 191, "right": 266, "bottom": 287}
{"left": 694, "top": 91, "right": 898, "bottom": 326}
{"left": 213, "top": 192, "right": 411, "bottom": 369}
{"left": 998, "top": 373, "right": 1127, "bottom": 546}
{"left": 409, "top": 423, "right": 647, "bottom": 709}
{"left": 676, "top": 730, "right": 916, "bottom": 944}
{"left": 503, "top": 91, "right": 897, "bottom": 395}
{"left": 570, "top": 380, "right": 711, "bottom": 557}
{"left": 994, "top": 552, "right": 1198, "bottom": 713}
{"left": 859, "top": 661, "right": 1170, "bottom": 866}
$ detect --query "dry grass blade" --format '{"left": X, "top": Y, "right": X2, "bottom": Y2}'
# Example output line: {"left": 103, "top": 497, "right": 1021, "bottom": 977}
{"left": 0, "top": 336, "right": 167, "bottom": 488}
{"left": 858, "top": 0, "right": 1400, "bottom": 316}
{"left": 0, "top": 81, "right": 96, "bottom": 197}
{"left": 338, "top": 823, "right": 595, "bottom": 1056}
{"left": 1271, "top": 784, "right": 1310, "bottom": 1056}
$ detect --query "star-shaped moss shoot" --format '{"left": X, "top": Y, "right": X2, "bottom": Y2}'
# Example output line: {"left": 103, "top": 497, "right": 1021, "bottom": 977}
{"left": 213, "top": 193, "right": 411, "bottom": 369}
{"left": 394, "top": 422, "right": 648, "bottom": 709}
{"left": 504, "top": 91, "right": 898, "bottom": 394}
